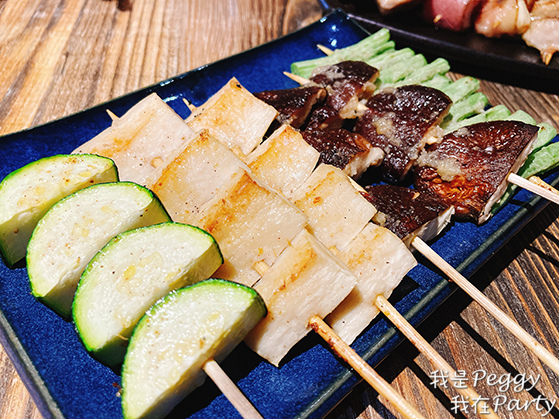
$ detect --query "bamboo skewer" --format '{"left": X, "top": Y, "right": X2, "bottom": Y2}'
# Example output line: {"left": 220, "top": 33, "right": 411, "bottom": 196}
{"left": 183, "top": 98, "right": 196, "bottom": 112}
{"left": 374, "top": 295, "right": 500, "bottom": 418}
{"left": 203, "top": 359, "right": 263, "bottom": 419}
{"left": 412, "top": 237, "right": 559, "bottom": 377}
{"left": 106, "top": 109, "right": 119, "bottom": 121}
{"left": 316, "top": 44, "right": 334, "bottom": 56}
{"left": 308, "top": 316, "right": 427, "bottom": 419}
{"left": 252, "top": 262, "right": 427, "bottom": 419}
{"left": 508, "top": 173, "right": 559, "bottom": 205}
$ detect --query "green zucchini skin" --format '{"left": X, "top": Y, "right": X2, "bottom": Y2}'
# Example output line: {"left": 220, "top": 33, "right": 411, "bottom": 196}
{"left": 0, "top": 154, "right": 118, "bottom": 268}
{"left": 121, "top": 279, "right": 266, "bottom": 419}
{"left": 73, "top": 222, "right": 223, "bottom": 368}
{"left": 27, "top": 181, "right": 171, "bottom": 318}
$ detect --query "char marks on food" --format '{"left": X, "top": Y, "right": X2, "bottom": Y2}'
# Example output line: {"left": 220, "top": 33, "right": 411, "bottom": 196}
{"left": 414, "top": 120, "right": 540, "bottom": 224}
{"left": 254, "top": 86, "right": 327, "bottom": 129}
{"left": 363, "top": 184, "right": 452, "bottom": 242}
{"left": 355, "top": 85, "right": 452, "bottom": 183}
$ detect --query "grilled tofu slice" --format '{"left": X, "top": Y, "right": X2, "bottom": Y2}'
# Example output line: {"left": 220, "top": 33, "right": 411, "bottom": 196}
{"left": 186, "top": 78, "right": 278, "bottom": 157}
{"left": 291, "top": 164, "right": 377, "bottom": 251}
{"left": 326, "top": 223, "right": 417, "bottom": 344}
{"left": 246, "top": 124, "right": 320, "bottom": 197}
{"left": 196, "top": 170, "right": 308, "bottom": 287}
{"left": 74, "top": 93, "right": 195, "bottom": 186}
{"left": 245, "top": 229, "right": 356, "bottom": 366}
{"left": 151, "top": 130, "right": 248, "bottom": 224}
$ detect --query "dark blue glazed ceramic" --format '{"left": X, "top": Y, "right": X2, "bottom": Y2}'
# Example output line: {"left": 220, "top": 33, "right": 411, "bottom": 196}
{"left": 0, "top": 10, "right": 557, "bottom": 419}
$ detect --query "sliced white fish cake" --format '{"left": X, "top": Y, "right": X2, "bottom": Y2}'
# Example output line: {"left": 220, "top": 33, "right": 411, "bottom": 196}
{"left": 246, "top": 124, "right": 320, "bottom": 198}
{"left": 327, "top": 223, "right": 417, "bottom": 344}
{"left": 74, "top": 93, "right": 195, "bottom": 187}
{"left": 73, "top": 222, "right": 223, "bottom": 368}
{"left": 245, "top": 229, "right": 356, "bottom": 366}
{"left": 291, "top": 164, "right": 377, "bottom": 251}
{"left": 186, "top": 78, "right": 277, "bottom": 157}
{"left": 196, "top": 170, "right": 308, "bottom": 287}
{"left": 0, "top": 154, "right": 117, "bottom": 267}
{"left": 151, "top": 130, "right": 248, "bottom": 224}
{"left": 121, "top": 279, "right": 266, "bottom": 419}
{"left": 27, "top": 182, "right": 170, "bottom": 318}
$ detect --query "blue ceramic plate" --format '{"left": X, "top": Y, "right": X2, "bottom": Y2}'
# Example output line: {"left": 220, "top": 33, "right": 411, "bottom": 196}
{"left": 0, "top": 10, "right": 557, "bottom": 419}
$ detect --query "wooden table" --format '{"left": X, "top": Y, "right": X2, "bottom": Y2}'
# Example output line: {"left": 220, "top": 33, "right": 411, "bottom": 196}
{"left": 1, "top": 0, "right": 558, "bottom": 418}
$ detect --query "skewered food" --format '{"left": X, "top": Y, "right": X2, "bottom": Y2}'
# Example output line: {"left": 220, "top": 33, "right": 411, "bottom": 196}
{"left": 355, "top": 85, "right": 452, "bottom": 182}
{"left": 305, "top": 60, "right": 379, "bottom": 129}
{"left": 150, "top": 130, "right": 248, "bottom": 221}
{"left": 74, "top": 94, "right": 195, "bottom": 186}
{"left": 246, "top": 124, "right": 320, "bottom": 197}
{"left": 121, "top": 279, "right": 266, "bottom": 419}
{"left": 291, "top": 163, "right": 378, "bottom": 251}
{"left": 301, "top": 128, "right": 384, "bottom": 178}
{"left": 363, "top": 184, "right": 454, "bottom": 245}
{"left": 254, "top": 85, "right": 327, "bottom": 129}
{"left": 522, "top": 0, "right": 559, "bottom": 64}
{"left": 0, "top": 21, "right": 556, "bottom": 419}
{"left": 419, "top": 0, "right": 558, "bottom": 64}
{"left": 186, "top": 78, "right": 277, "bottom": 157}
{"left": 326, "top": 223, "right": 417, "bottom": 344}
{"left": 0, "top": 154, "right": 118, "bottom": 268}
{"left": 27, "top": 182, "right": 170, "bottom": 318}
{"left": 245, "top": 229, "right": 357, "bottom": 366}
{"left": 422, "top": 0, "right": 483, "bottom": 31}
{"left": 73, "top": 222, "right": 223, "bottom": 368}
{"left": 415, "top": 120, "right": 540, "bottom": 223}
{"left": 196, "top": 169, "right": 308, "bottom": 287}
{"left": 240, "top": 116, "right": 417, "bottom": 346}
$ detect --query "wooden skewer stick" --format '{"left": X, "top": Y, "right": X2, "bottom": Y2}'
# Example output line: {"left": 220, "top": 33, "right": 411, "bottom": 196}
{"left": 106, "top": 109, "right": 119, "bottom": 121}
{"left": 529, "top": 175, "right": 559, "bottom": 195}
{"left": 508, "top": 173, "right": 559, "bottom": 205}
{"left": 309, "top": 316, "right": 427, "bottom": 419}
{"left": 203, "top": 359, "right": 263, "bottom": 419}
{"left": 412, "top": 237, "right": 559, "bottom": 377}
{"left": 317, "top": 44, "right": 334, "bottom": 56}
{"left": 183, "top": 98, "right": 197, "bottom": 112}
{"left": 283, "top": 71, "right": 311, "bottom": 86}
{"left": 252, "top": 262, "right": 426, "bottom": 419}
{"left": 374, "top": 295, "right": 500, "bottom": 418}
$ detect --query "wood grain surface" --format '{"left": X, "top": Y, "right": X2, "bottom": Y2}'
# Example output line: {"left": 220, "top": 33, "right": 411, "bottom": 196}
{"left": 1, "top": 0, "right": 559, "bottom": 418}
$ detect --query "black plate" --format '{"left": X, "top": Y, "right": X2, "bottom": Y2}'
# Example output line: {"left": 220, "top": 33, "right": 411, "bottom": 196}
{"left": 320, "top": 0, "right": 559, "bottom": 93}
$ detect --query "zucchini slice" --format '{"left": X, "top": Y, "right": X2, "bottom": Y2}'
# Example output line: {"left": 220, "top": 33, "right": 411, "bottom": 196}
{"left": 0, "top": 154, "right": 118, "bottom": 267}
{"left": 73, "top": 222, "right": 223, "bottom": 368}
{"left": 27, "top": 182, "right": 170, "bottom": 318}
{"left": 121, "top": 279, "right": 266, "bottom": 419}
